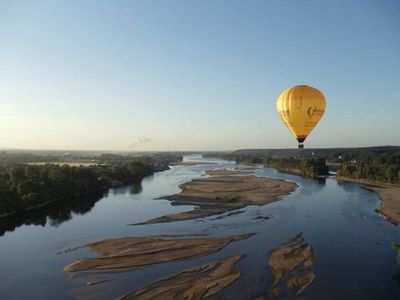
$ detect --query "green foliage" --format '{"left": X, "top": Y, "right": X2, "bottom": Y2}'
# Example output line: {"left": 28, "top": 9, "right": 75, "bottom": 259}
{"left": 263, "top": 157, "right": 329, "bottom": 177}
{"left": 233, "top": 156, "right": 263, "bottom": 164}
{"left": 206, "top": 146, "right": 400, "bottom": 184}
{"left": 337, "top": 153, "right": 400, "bottom": 183}
{"left": 229, "top": 146, "right": 400, "bottom": 162}
{"left": 0, "top": 159, "right": 155, "bottom": 216}
{"left": 0, "top": 151, "right": 61, "bottom": 165}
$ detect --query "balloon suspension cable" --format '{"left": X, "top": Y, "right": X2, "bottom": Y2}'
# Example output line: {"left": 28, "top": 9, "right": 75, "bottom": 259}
{"left": 298, "top": 143, "right": 304, "bottom": 149}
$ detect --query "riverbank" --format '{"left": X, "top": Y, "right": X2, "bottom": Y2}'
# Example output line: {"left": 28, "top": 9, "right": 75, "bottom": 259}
{"left": 135, "top": 173, "right": 297, "bottom": 225}
{"left": 337, "top": 176, "right": 400, "bottom": 225}
{"left": 0, "top": 187, "right": 108, "bottom": 219}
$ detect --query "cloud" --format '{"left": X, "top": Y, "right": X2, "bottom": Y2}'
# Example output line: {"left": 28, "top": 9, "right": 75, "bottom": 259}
{"left": 129, "top": 136, "right": 152, "bottom": 148}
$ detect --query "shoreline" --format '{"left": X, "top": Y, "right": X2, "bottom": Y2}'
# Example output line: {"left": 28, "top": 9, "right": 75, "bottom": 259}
{"left": 337, "top": 176, "right": 400, "bottom": 225}
{"left": 264, "top": 165, "right": 328, "bottom": 179}
{"left": 336, "top": 176, "right": 400, "bottom": 188}
{"left": 0, "top": 187, "right": 108, "bottom": 219}
{"left": 0, "top": 165, "right": 170, "bottom": 219}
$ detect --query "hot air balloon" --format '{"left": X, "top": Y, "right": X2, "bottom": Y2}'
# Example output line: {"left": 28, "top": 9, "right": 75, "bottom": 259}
{"left": 276, "top": 85, "right": 326, "bottom": 149}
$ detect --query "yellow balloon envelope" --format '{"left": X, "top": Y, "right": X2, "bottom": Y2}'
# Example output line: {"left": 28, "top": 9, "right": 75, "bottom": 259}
{"left": 276, "top": 85, "right": 326, "bottom": 148}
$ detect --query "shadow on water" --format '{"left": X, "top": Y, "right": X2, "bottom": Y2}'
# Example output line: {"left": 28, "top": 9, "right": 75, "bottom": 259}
{"left": 0, "top": 182, "right": 144, "bottom": 237}
{"left": 336, "top": 179, "right": 361, "bottom": 193}
{"left": 394, "top": 244, "right": 400, "bottom": 285}
{"left": 393, "top": 271, "right": 400, "bottom": 285}
{"left": 0, "top": 192, "right": 106, "bottom": 236}
{"left": 110, "top": 182, "right": 143, "bottom": 195}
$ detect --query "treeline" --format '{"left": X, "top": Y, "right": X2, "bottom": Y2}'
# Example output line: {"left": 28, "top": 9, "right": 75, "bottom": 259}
{"left": 0, "top": 155, "right": 180, "bottom": 217}
{"left": 0, "top": 151, "right": 61, "bottom": 165}
{"left": 230, "top": 146, "right": 400, "bottom": 162}
{"left": 0, "top": 191, "right": 106, "bottom": 237}
{"left": 337, "top": 153, "right": 400, "bottom": 183}
{"left": 206, "top": 147, "right": 400, "bottom": 184}
{"left": 204, "top": 153, "right": 330, "bottom": 177}
{"left": 263, "top": 157, "right": 330, "bottom": 177}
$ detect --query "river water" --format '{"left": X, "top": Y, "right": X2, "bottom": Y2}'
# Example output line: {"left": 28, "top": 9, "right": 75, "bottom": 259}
{"left": 1, "top": 155, "right": 400, "bottom": 299}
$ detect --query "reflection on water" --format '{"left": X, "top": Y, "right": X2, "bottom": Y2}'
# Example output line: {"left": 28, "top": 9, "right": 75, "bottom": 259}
{"left": 394, "top": 244, "right": 400, "bottom": 285}
{"left": 0, "top": 182, "right": 144, "bottom": 237}
{"left": 0, "top": 192, "right": 106, "bottom": 236}
{"left": 110, "top": 182, "right": 143, "bottom": 195}
{"left": 393, "top": 271, "right": 400, "bottom": 285}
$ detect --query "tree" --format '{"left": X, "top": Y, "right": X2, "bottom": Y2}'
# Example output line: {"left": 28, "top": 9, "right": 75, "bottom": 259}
{"left": 386, "top": 164, "right": 400, "bottom": 182}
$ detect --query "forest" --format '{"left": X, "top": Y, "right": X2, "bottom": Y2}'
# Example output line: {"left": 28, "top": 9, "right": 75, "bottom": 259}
{"left": 337, "top": 153, "right": 400, "bottom": 183}
{"left": 263, "top": 157, "right": 330, "bottom": 177}
{"left": 0, "top": 154, "right": 180, "bottom": 217}
{"left": 206, "top": 146, "right": 400, "bottom": 183}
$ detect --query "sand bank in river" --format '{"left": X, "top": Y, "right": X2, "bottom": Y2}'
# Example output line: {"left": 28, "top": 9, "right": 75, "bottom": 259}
{"left": 170, "top": 161, "right": 218, "bottom": 166}
{"left": 136, "top": 175, "right": 297, "bottom": 225}
{"left": 364, "top": 186, "right": 400, "bottom": 225}
{"left": 63, "top": 233, "right": 253, "bottom": 273}
{"left": 337, "top": 177, "right": 400, "bottom": 225}
{"left": 204, "top": 169, "right": 253, "bottom": 176}
{"left": 116, "top": 255, "right": 244, "bottom": 300}
{"left": 268, "top": 233, "right": 315, "bottom": 297}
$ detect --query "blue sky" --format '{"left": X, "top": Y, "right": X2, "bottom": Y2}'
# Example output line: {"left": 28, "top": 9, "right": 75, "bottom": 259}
{"left": 1, "top": 0, "right": 399, "bottom": 151}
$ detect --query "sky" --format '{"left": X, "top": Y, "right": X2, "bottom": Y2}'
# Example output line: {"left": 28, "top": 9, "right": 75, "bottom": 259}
{"left": 1, "top": 0, "right": 399, "bottom": 151}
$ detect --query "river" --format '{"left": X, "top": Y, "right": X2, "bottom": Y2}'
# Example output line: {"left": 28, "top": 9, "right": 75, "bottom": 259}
{"left": 1, "top": 155, "right": 400, "bottom": 299}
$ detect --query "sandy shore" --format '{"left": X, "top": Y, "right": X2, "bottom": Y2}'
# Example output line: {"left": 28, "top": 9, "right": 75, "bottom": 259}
{"left": 204, "top": 169, "right": 253, "bottom": 176}
{"left": 337, "top": 177, "right": 400, "bottom": 225}
{"left": 364, "top": 186, "right": 400, "bottom": 225}
{"left": 117, "top": 255, "right": 244, "bottom": 300}
{"left": 136, "top": 175, "right": 297, "bottom": 225}
{"left": 63, "top": 233, "right": 253, "bottom": 273}
{"left": 170, "top": 161, "right": 218, "bottom": 166}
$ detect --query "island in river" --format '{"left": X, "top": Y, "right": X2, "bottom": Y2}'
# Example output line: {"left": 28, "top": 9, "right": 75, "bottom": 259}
{"left": 135, "top": 171, "right": 297, "bottom": 224}
{"left": 63, "top": 233, "right": 253, "bottom": 273}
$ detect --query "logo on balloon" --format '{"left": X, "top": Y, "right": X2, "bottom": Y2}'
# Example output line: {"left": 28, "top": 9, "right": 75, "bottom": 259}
{"left": 307, "top": 106, "right": 324, "bottom": 119}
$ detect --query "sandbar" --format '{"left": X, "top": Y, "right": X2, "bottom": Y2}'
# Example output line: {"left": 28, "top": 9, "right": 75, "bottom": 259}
{"left": 116, "top": 255, "right": 244, "bottom": 300}
{"left": 268, "top": 233, "right": 315, "bottom": 297}
{"left": 170, "top": 161, "right": 218, "bottom": 166}
{"left": 136, "top": 175, "right": 297, "bottom": 225}
{"left": 365, "top": 186, "right": 400, "bottom": 225}
{"left": 204, "top": 169, "right": 253, "bottom": 176}
{"left": 64, "top": 233, "right": 253, "bottom": 273}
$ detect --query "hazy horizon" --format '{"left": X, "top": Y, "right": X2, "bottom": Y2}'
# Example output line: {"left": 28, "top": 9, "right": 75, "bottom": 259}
{"left": 1, "top": 1, "right": 399, "bottom": 151}
{"left": 2, "top": 144, "right": 400, "bottom": 154}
